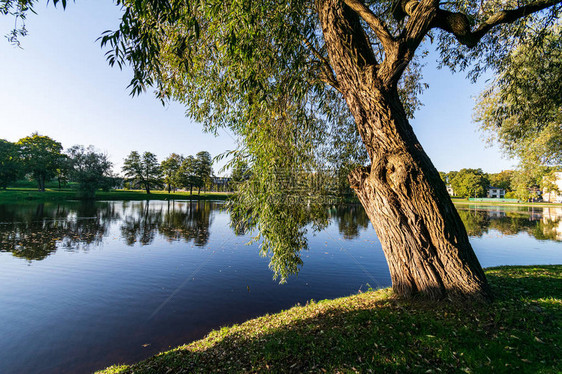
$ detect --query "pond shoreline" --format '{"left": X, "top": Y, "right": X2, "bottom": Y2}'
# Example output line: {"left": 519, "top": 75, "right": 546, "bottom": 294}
{"left": 452, "top": 198, "right": 562, "bottom": 208}
{"left": 98, "top": 265, "right": 562, "bottom": 374}
{"left": 2, "top": 189, "right": 562, "bottom": 209}
{"left": 0, "top": 188, "right": 231, "bottom": 203}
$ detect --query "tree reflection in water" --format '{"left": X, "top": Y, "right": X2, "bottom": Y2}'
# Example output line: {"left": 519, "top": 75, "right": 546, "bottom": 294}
{"left": 120, "top": 200, "right": 215, "bottom": 246}
{"left": 2, "top": 201, "right": 562, "bottom": 263}
{"left": 329, "top": 204, "right": 370, "bottom": 240}
{"left": 0, "top": 202, "right": 118, "bottom": 260}
{"left": 457, "top": 206, "right": 562, "bottom": 241}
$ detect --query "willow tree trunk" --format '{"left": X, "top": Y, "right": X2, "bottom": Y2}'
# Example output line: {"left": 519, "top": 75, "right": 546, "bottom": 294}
{"left": 318, "top": 1, "right": 491, "bottom": 300}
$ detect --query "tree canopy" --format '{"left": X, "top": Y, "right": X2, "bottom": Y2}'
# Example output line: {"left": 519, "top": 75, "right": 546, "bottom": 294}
{"left": 122, "top": 151, "right": 163, "bottom": 194}
{"left": 450, "top": 168, "right": 490, "bottom": 198}
{"left": 475, "top": 25, "right": 562, "bottom": 169}
{"left": 17, "top": 133, "right": 64, "bottom": 191}
{"left": 161, "top": 153, "right": 183, "bottom": 193}
{"left": 194, "top": 151, "right": 213, "bottom": 193}
{"left": 0, "top": 139, "right": 21, "bottom": 189}
{"left": 66, "top": 145, "right": 114, "bottom": 198}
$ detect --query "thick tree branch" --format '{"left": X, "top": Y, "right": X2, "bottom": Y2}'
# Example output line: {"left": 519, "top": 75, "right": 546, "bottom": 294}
{"left": 343, "top": 0, "right": 397, "bottom": 52}
{"left": 433, "top": 0, "right": 562, "bottom": 47}
{"left": 302, "top": 38, "right": 341, "bottom": 91}
{"left": 379, "top": 0, "right": 437, "bottom": 86}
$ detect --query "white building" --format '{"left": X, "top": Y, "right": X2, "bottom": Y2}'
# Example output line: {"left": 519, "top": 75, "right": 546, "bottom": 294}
{"left": 487, "top": 186, "right": 506, "bottom": 198}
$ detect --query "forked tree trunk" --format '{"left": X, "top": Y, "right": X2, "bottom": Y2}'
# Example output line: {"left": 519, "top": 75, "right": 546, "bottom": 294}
{"left": 318, "top": 1, "right": 491, "bottom": 301}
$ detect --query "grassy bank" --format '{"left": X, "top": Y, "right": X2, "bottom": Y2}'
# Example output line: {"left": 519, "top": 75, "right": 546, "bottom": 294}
{"left": 2, "top": 188, "right": 560, "bottom": 208}
{"left": 0, "top": 188, "right": 231, "bottom": 203}
{"left": 100, "top": 265, "right": 561, "bottom": 373}
{"left": 451, "top": 197, "right": 562, "bottom": 208}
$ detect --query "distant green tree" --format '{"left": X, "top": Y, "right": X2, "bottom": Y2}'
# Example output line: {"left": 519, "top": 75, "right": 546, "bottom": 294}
{"left": 67, "top": 145, "right": 113, "bottom": 199}
{"left": 511, "top": 167, "right": 538, "bottom": 201}
{"left": 55, "top": 154, "right": 72, "bottom": 190}
{"left": 122, "top": 151, "right": 162, "bottom": 194}
{"left": 450, "top": 169, "right": 490, "bottom": 198}
{"left": 445, "top": 171, "right": 458, "bottom": 185}
{"left": 176, "top": 156, "right": 197, "bottom": 195}
{"left": 195, "top": 151, "right": 213, "bottom": 194}
{"left": 489, "top": 170, "right": 514, "bottom": 191}
{"left": 161, "top": 153, "right": 183, "bottom": 193}
{"left": 17, "top": 133, "right": 63, "bottom": 191}
{"left": 0, "top": 139, "right": 21, "bottom": 189}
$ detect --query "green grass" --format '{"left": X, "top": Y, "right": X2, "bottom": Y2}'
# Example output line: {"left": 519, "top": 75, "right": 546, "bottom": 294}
{"left": 98, "top": 265, "right": 561, "bottom": 373}
{"left": 451, "top": 197, "right": 562, "bottom": 208}
{"left": 0, "top": 188, "right": 231, "bottom": 203}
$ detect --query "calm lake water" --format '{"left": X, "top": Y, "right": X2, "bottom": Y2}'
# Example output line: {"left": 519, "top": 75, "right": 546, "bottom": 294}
{"left": 1, "top": 200, "right": 561, "bottom": 373}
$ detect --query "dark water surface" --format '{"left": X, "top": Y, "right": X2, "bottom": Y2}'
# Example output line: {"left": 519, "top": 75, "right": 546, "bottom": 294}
{"left": 0, "top": 200, "right": 561, "bottom": 373}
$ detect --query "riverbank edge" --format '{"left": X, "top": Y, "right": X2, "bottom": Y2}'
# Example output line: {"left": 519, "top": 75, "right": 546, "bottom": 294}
{"left": 0, "top": 188, "right": 231, "bottom": 203}
{"left": 99, "top": 265, "right": 561, "bottom": 373}
{"left": 451, "top": 198, "right": 562, "bottom": 208}
{"left": 2, "top": 189, "right": 562, "bottom": 208}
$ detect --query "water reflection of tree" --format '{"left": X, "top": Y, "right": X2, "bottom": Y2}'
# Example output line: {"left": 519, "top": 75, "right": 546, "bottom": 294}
{"left": 329, "top": 204, "right": 370, "bottom": 239}
{"left": 457, "top": 208, "right": 561, "bottom": 241}
{"left": 229, "top": 196, "right": 374, "bottom": 281}
{"left": 0, "top": 202, "right": 119, "bottom": 261}
{"left": 457, "top": 210, "right": 490, "bottom": 237}
{"left": 120, "top": 200, "right": 214, "bottom": 246}
{"left": 159, "top": 200, "right": 213, "bottom": 246}
{"left": 120, "top": 201, "right": 162, "bottom": 246}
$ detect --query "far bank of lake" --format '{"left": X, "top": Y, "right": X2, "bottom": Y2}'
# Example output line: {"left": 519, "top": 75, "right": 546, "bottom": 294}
{"left": 0, "top": 188, "right": 231, "bottom": 203}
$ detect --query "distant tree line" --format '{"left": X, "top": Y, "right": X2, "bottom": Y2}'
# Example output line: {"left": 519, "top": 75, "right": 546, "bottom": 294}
{"left": 0, "top": 133, "right": 115, "bottom": 198}
{"left": 440, "top": 168, "right": 560, "bottom": 200}
{"left": 0, "top": 133, "right": 225, "bottom": 198}
{"left": 122, "top": 150, "right": 214, "bottom": 195}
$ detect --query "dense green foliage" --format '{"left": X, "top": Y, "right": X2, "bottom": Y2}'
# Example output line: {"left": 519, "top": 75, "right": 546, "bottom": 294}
{"left": 122, "top": 151, "right": 163, "bottom": 194}
{"left": 476, "top": 26, "right": 562, "bottom": 168}
{"left": 194, "top": 151, "right": 213, "bottom": 193}
{"left": 475, "top": 25, "right": 562, "bottom": 199}
{"left": 0, "top": 139, "right": 21, "bottom": 189}
{"left": 17, "top": 133, "right": 64, "bottom": 191}
{"left": 450, "top": 168, "right": 490, "bottom": 198}
{"left": 161, "top": 153, "right": 183, "bottom": 193}
{"left": 489, "top": 170, "right": 514, "bottom": 191}
{"left": 99, "top": 265, "right": 562, "bottom": 373}
{"left": 175, "top": 155, "right": 197, "bottom": 194}
{"left": 0, "top": 134, "right": 222, "bottom": 194}
{"left": 229, "top": 159, "right": 250, "bottom": 186}
{"left": 66, "top": 145, "right": 114, "bottom": 198}
{"left": 160, "top": 151, "right": 214, "bottom": 194}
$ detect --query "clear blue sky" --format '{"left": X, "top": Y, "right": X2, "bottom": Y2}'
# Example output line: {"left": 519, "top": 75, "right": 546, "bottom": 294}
{"left": 0, "top": 1, "right": 515, "bottom": 175}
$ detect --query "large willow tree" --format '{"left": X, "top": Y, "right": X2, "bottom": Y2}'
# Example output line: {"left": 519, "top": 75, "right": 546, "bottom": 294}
{"left": 4, "top": 0, "right": 560, "bottom": 300}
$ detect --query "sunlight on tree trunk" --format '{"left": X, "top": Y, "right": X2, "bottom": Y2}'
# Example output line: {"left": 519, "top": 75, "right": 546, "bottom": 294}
{"left": 319, "top": 0, "right": 491, "bottom": 300}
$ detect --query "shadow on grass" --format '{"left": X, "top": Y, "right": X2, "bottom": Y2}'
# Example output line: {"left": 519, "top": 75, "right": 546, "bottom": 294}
{"left": 108, "top": 266, "right": 561, "bottom": 374}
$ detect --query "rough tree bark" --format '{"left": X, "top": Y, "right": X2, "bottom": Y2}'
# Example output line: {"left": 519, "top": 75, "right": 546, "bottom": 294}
{"left": 317, "top": 0, "right": 492, "bottom": 301}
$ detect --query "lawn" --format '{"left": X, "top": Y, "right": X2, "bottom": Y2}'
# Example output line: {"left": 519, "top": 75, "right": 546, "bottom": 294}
{"left": 0, "top": 188, "right": 231, "bottom": 203}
